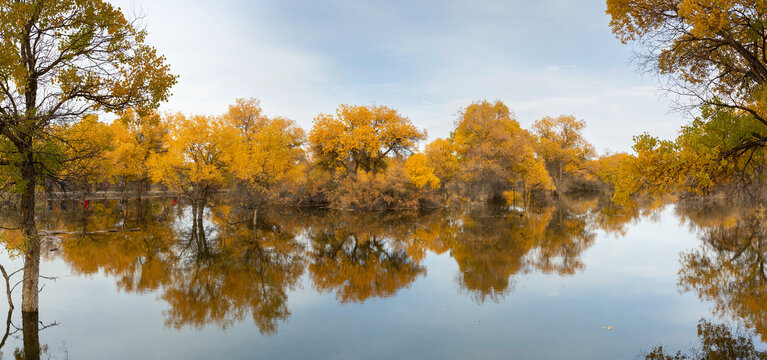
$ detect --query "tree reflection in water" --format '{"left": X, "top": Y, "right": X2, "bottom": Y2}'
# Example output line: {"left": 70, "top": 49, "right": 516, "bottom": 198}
{"left": 642, "top": 201, "right": 767, "bottom": 358}
{"left": 29, "top": 195, "right": 634, "bottom": 336}
{"left": 18, "top": 196, "right": 767, "bottom": 356}
{"left": 644, "top": 319, "right": 767, "bottom": 360}
{"left": 413, "top": 198, "right": 603, "bottom": 303}
{"left": 304, "top": 211, "right": 427, "bottom": 303}
{"left": 0, "top": 310, "right": 60, "bottom": 360}
{"left": 676, "top": 204, "right": 767, "bottom": 341}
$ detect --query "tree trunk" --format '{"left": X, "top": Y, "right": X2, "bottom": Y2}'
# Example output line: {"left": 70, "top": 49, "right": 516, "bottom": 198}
{"left": 22, "top": 311, "right": 40, "bottom": 360}
{"left": 21, "top": 156, "right": 39, "bottom": 314}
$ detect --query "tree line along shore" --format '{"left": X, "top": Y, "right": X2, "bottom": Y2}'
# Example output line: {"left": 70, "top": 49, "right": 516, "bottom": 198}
{"left": 25, "top": 98, "right": 625, "bottom": 212}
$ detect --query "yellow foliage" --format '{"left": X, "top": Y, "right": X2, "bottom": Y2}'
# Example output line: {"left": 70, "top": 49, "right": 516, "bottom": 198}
{"left": 424, "top": 138, "right": 458, "bottom": 185}
{"left": 585, "top": 153, "right": 632, "bottom": 187}
{"left": 309, "top": 104, "right": 426, "bottom": 175}
{"left": 220, "top": 98, "right": 306, "bottom": 195}
{"left": 147, "top": 113, "right": 230, "bottom": 199}
{"left": 56, "top": 114, "right": 113, "bottom": 184}
{"left": 332, "top": 159, "right": 424, "bottom": 210}
{"left": 606, "top": 0, "right": 767, "bottom": 138}
{"left": 521, "top": 155, "right": 555, "bottom": 192}
{"left": 451, "top": 100, "right": 554, "bottom": 199}
{"left": 532, "top": 115, "right": 595, "bottom": 186}
{"left": 104, "top": 109, "right": 168, "bottom": 184}
{"left": 405, "top": 153, "right": 440, "bottom": 189}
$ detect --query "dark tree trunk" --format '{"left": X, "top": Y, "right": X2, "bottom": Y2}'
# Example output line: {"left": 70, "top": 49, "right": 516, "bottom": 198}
{"left": 22, "top": 310, "right": 40, "bottom": 360}
{"left": 21, "top": 154, "right": 39, "bottom": 314}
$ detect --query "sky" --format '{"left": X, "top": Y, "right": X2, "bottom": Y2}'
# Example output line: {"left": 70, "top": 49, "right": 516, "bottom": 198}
{"left": 109, "top": 0, "right": 687, "bottom": 153}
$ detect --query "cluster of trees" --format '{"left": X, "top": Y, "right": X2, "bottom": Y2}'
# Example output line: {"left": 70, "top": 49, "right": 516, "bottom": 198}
{"left": 60, "top": 99, "right": 617, "bottom": 212}
{"left": 15, "top": 0, "right": 767, "bottom": 323}
{"left": 675, "top": 203, "right": 767, "bottom": 343}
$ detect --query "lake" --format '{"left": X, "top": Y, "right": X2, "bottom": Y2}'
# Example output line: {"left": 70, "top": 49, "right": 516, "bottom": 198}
{"left": 0, "top": 196, "right": 763, "bottom": 359}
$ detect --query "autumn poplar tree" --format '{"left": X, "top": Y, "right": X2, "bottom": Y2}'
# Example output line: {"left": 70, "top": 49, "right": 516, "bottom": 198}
{"left": 0, "top": 0, "right": 175, "bottom": 313}
{"left": 532, "top": 115, "right": 595, "bottom": 189}
{"left": 405, "top": 153, "right": 440, "bottom": 190}
{"left": 220, "top": 98, "right": 305, "bottom": 202}
{"left": 147, "top": 114, "right": 229, "bottom": 208}
{"left": 309, "top": 104, "right": 426, "bottom": 175}
{"left": 451, "top": 100, "right": 553, "bottom": 201}
{"left": 105, "top": 109, "right": 168, "bottom": 196}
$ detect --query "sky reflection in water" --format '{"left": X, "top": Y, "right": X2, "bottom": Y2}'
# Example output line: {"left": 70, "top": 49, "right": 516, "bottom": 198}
{"left": 0, "top": 196, "right": 762, "bottom": 359}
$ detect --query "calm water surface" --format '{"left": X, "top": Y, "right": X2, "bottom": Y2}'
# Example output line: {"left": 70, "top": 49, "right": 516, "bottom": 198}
{"left": 0, "top": 196, "right": 763, "bottom": 359}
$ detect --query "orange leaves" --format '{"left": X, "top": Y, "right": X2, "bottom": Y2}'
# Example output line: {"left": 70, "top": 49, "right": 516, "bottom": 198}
{"left": 223, "top": 98, "right": 266, "bottom": 134}
{"left": 53, "top": 114, "right": 113, "bottom": 184}
{"left": 332, "top": 159, "right": 423, "bottom": 210}
{"left": 147, "top": 113, "right": 230, "bottom": 195}
{"left": 607, "top": 0, "right": 767, "bottom": 127}
{"left": 0, "top": 230, "right": 28, "bottom": 259}
{"left": 532, "top": 114, "right": 595, "bottom": 188}
{"left": 0, "top": 0, "right": 176, "bottom": 114}
{"left": 424, "top": 138, "right": 458, "bottom": 184}
{"left": 142, "top": 99, "right": 306, "bottom": 202}
{"left": 405, "top": 153, "right": 440, "bottom": 189}
{"left": 450, "top": 100, "right": 553, "bottom": 199}
{"left": 104, "top": 109, "right": 168, "bottom": 184}
{"left": 309, "top": 104, "right": 426, "bottom": 175}
{"left": 220, "top": 98, "right": 306, "bottom": 195}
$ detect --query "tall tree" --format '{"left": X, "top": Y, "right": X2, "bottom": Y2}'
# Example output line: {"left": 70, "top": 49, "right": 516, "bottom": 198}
{"left": 0, "top": 0, "right": 176, "bottom": 313}
{"left": 451, "top": 100, "right": 553, "bottom": 200}
{"left": 424, "top": 138, "right": 458, "bottom": 186}
{"left": 147, "top": 114, "right": 229, "bottom": 209}
{"left": 220, "top": 98, "right": 306, "bottom": 202}
{"left": 309, "top": 104, "right": 426, "bottom": 175}
{"left": 532, "top": 115, "right": 596, "bottom": 188}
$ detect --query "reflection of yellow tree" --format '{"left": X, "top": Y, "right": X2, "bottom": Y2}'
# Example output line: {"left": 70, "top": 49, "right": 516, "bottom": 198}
{"left": 535, "top": 206, "right": 596, "bottom": 275}
{"left": 644, "top": 319, "right": 767, "bottom": 360}
{"left": 305, "top": 212, "right": 426, "bottom": 303}
{"left": 300, "top": 198, "right": 602, "bottom": 304}
{"left": 678, "top": 206, "right": 767, "bottom": 341}
{"left": 437, "top": 202, "right": 597, "bottom": 303}
{"left": 584, "top": 195, "right": 669, "bottom": 237}
{"left": 45, "top": 200, "right": 177, "bottom": 293}
{"left": 411, "top": 200, "right": 599, "bottom": 303}
{"left": 51, "top": 200, "right": 305, "bottom": 335}
{"left": 675, "top": 201, "right": 746, "bottom": 231}
{"left": 449, "top": 209, "right": 547, "bottom": 303}
{"left": 162, "top": 205, "right": 305, "bottom": 334}
{"left": 43, "top": 196, "right": 625, "bottom": 331}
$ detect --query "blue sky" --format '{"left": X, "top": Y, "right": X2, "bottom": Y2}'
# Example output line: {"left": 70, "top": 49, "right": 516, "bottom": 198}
{"left": 111, "top": 0, "right": 685, "bottom": 153}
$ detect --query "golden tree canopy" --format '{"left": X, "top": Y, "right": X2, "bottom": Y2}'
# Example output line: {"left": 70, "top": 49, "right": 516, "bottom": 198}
{"left": 533, "top": 115, "right": 596, "bottom": 184}
{"left": 309, "top": 104, "right": 426, "bottom": 175}
{"left": 220, "top": 98, "right": 306, "bottom": 195}
{"left": 147, "top": 114, "right": 231, "bottom": 199}
{"left": 452, "top": 100, "right": 554, "bottom": 198}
